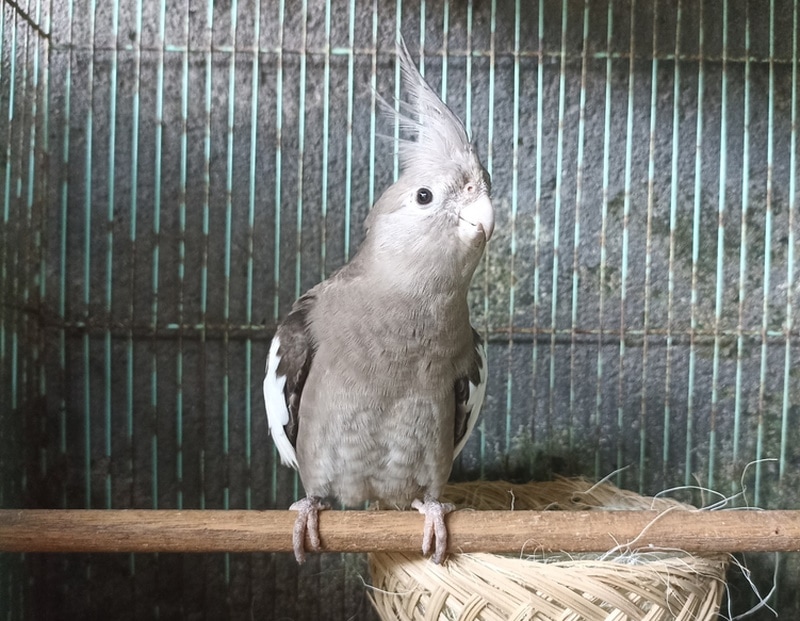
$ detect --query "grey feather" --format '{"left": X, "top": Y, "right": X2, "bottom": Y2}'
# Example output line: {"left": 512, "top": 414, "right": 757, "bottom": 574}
{"left": 264, "top": 36, "right": 494, "bottom": 563}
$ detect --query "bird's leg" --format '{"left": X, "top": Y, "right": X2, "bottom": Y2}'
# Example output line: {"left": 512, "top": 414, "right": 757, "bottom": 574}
{"left": 412, "top": 495, "right": 456, "bottom": 564}
{"left": 289, "top": 496, "right": 329, "bottom": 564}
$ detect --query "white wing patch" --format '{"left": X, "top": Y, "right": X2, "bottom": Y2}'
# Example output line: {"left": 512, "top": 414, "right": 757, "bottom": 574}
{"left": 263, "top": 336, "right": 299, "bottom": 469}
{"left": 453, "top": 338, "right": 487, "bottom": 459}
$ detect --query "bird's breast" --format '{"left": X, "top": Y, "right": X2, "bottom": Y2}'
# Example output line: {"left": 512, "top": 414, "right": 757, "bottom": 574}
{"left": 294, "top": 280, "right": 474, "bottom": 504}
{"left": 298, "top": 393, "right": 456, "bottom": 507}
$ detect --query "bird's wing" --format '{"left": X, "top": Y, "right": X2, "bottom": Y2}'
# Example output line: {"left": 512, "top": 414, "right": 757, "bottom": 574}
{"left": 453, "top": 329, "right": 487, "bottom": 459}
{"left": 263, "top": 293, "right": 316, "bottom": 470}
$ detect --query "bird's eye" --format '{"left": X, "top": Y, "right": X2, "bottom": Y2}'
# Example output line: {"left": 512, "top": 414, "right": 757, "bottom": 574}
{"left": 416, "top": 188, "right": 433, "bottom": 205}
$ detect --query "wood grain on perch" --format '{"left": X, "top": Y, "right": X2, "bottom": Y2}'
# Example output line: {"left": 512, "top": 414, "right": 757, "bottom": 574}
{"left": 1, "top": 509, "right": 799, "bottom": 554}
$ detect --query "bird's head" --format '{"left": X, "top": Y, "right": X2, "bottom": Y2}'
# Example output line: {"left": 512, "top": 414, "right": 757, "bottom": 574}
{"left": 363, "top": 38, "right": 494, "bottom": 282}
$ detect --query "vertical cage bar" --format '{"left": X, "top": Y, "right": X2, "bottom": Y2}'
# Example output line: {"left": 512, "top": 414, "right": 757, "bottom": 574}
{"left": 175, "top": 0, "right": 190, "bottom": 511}
{"left": 531, "top": 0, "right": 543, "bottom": 465}
{"left": 464, "top": 0, "right": 472, "bottom": 134}
{"left": 343, "top": 0, "right": 356, "bottom": 260}
{"left": 568, "top": 0, "right": 590, "bottom": 452}
{"left": 685, "top": 1, "right": 705, "bottom": 487}
{"left": 594, "top": 1, "right": 614, "bottom": 480}
{"left": 19, "top": 0, "right": 43, "bottom": 499}
{"left": 294, "top": 0, "right": 307, "bottom": 301}
{"left": 37, "top": 0, "right": 53, "bottom": 497}
{"left": 270, "top": 0, "right": 284, "bottom": 508}
{"left": 0, "top": 4, "right": 20, "bottom": 544}
{"left": 441, "top": 0, "right": 449, "bottom": 101}
{"left": 51, "top": 0, "right": 77, "bottom": 603}
{"left": 222, "top": 0, "right": 239, "bottom": 518}
{"left": 272, "top": 3, "right": 284, "bottom": 316}
{"left": 505, "top": 0, "right": 520, "bottom": 453}
{"left": 2, "top": 0, "right": 18, "bottom": 515}
{"left": 37, "top": 0, "right": 50, "bottom": 330}
{"left": 320, "top": 0, "right": 332, "bottom": 277}
{"left": 150, "top": 0, "right": 167, "bottom": 511}
{"left": 127, "top": 0, "right": 144, "bottom": 522}
{"left": 1, "top": 0, "right": 19, "bottom": 422}
{"left": 82, "top": 0, "right": 97, "bottom": 509}
{"left": 0, "top": 0, "right": 7, "bottom": 417}
{"left": 17, "top": 0, "right": 31, "bottom": 506}
{"left": 663, "top": 0, "right": 682, "bottom": 483}
{"left": 245, "top": 0, "right": 263, "bottom": 512}
{"left": 641, "top": 0, "right": 660, "bottom": 492}
{"left": 548, "top": 0, "right": 567, "bottom": 447}
{"left": 367, "top": 0, "right": 378, "bottom": 207}
{"left": 418, "top": 0, "right": 425, "bottom": 72}
{"left": 709, "top": 0, "right": 729, "bottom": 491}
{"left": 485, "top": 0, "right": 497, "bottom": 455}
{"left": 617, "top": 0, "right": 636, "bottom": 488}
{"left": 18, "top": 0, "right": 33, "bottom": 325}
{"left": 487, "top": 3, "right": 495, "bottom": 176}
{"left": 222, "top": 0, "right": 240, "bottom": 588}
{"left": 755, "top": 0, "right": 777, "bottom": 506}
{"left": 733, "top": 2, "right": 751, "bottom": 492}
{"left": 104, "top": 0, "right": 120, "bottom": 510}
{"left": 200, "top": 0, "right": 214, "bottom": 512}
{"left": 781, "top": 0, "right": 798, "bottom": 483}
{"left": 393, "top": 0, "right": 402, "bottom": 180}
{"left": 0, "top": 5, "right": 8, "bottom": 491}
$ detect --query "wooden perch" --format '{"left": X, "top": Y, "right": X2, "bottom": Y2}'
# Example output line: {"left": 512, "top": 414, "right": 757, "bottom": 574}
{"left": 1, "top": 509, "right": 799, "bottom": 554}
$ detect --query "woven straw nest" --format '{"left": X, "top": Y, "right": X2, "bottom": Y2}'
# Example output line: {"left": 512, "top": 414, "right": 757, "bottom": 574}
{"left": 369, "top": 478, "right": 728, "bottom": 621}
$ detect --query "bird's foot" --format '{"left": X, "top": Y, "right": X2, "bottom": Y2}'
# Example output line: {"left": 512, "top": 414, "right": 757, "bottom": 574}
{"left": 289, "top": 496, "right": 330, "bottom": 564}
{"left": 412, "top": 495, "right": 455, "bottom": 564}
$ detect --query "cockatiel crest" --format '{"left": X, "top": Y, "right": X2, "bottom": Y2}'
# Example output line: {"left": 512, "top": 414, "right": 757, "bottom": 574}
{"left": 393, "top": 41, "right": 483, "bottom": 180}
{"left": 264, "top": 37, "right": 493, "bottom": 565}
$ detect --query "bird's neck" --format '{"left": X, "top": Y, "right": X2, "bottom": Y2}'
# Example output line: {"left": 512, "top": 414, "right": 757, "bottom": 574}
{"left": 353, "top": 229, "right": 481, "bottom": 298}
{"left": 363, "top": 250, "right": 472, "bottom": 302}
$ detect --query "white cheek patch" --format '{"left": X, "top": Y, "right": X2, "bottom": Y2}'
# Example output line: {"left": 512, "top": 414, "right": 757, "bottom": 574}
{"left": 264, "top": 336, "right": 299, "bottom": 469}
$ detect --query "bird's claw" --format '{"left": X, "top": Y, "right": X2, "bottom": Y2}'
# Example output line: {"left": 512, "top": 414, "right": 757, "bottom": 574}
{"left": 289, "top": 496, "right": 329, "bottom": 564}
{"left": 412, "top": 496, "right": 455, "bottom": 564}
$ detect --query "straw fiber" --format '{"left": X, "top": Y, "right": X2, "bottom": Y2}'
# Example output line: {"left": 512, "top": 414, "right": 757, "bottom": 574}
{"left": 369, "top": 479, "right": 728, "bottom": 621}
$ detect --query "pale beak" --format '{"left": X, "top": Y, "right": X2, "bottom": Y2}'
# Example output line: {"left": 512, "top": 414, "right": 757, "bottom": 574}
{"left": 459, "top": 194, "right": 495, "bottom": 241}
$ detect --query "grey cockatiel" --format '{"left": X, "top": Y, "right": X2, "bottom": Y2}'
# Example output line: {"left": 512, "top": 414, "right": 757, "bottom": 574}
{"left": 263, "top": 38, "right": 493, "bottom": 565}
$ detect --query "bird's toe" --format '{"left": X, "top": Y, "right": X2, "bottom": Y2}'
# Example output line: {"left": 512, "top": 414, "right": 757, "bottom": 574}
{"left": 413, "top": 496, "right": 455, "bottom": 564}
{"left": 289, "top": 496, "right": 329, "bottom": 564}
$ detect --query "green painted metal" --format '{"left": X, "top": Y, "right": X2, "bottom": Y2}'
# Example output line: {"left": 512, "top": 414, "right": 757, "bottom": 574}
{"left": 506, "top": 0, "right": 521, "bottom": 455}
{"left": 783, "top": 0, "right": 798, "bottom": 483}
{"left": 756, "top": 0, "right": 777, "bottom": 507}
{"left": 709, "top": 0, "right": 729, "bottom": 492}
{"left": 618, "top": 0, "right": 635, "bottom": 489}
